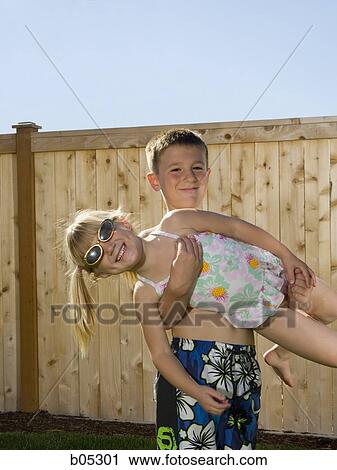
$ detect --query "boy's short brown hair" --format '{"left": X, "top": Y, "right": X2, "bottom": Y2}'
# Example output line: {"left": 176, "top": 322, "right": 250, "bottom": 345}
{"left": 145, "top": 128, "right": 208, "bottom": 174}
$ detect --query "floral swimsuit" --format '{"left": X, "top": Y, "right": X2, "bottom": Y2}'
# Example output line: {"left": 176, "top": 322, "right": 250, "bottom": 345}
{"left": 139, "top": 230, "right": 286, "bottom": 450}
{"left": 137, "top": 230, "right": 287, "bottom": 328}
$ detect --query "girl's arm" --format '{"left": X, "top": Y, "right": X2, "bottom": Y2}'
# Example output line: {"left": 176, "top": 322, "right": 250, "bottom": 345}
{"left": 134, "top": 282, "right": 229, "bottom": 414}
{"left": 163, "top": 209, "right": 316, "bottom": 286}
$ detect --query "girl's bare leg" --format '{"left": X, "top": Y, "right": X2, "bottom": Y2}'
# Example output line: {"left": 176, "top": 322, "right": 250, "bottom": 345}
{"left": 301, "top": 276, "right": 337, "bottom": 324}
{"left": 263, "top": 273, "right": 337, "bottom": 386}
{"left": 263, "top": 344, "right": 294, "bottom": 386}
{"left": 257, "top": 307, "right": 337, "bottom": 373}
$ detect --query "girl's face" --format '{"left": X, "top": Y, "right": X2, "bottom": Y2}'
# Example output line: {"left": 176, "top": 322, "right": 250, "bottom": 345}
{"left": 87, "top": 221, "right": 144, "bottom": 276}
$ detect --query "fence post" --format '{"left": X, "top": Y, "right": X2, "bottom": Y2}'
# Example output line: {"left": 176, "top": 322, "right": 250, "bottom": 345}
{"left": 12, "top": 121, "right": 41, "bottom": 412}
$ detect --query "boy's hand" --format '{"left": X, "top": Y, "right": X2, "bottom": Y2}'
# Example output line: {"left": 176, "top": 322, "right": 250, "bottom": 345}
{"left": 195, "top": 385, "right": 230, "bottom": 415}
{"left": 288, "top": 268, "right": 314, "bottom": 312}
{"left": 280, "top": 250, "right": 316, "bottom": 288}
{"left": 167, "top": 235, "right": 203, "bottom": 298}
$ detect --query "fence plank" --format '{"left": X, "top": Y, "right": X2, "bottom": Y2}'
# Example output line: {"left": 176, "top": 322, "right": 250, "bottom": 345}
{"left": 254, "top": 142, "right": 283, "bottom": 431}
{"left": 118, "top": 148, "right": 144, "bottom": 422}
{"left": 96, "top": 149, "right": 123, "bottom": 420}
{"left": 230, "top": 143, "right": 272, "bottom": 429}
{"left": 35, "top": 152, "right": 59, "bottom": 413}
{"left": 304, "top": 140, "right": 332, "bottom": 434}
{"left": 75, "top": 150, "right": 100, "bottom": 418}
{"left": 54, "top": 151, "right": 79, "bottom": 416}
{"left": 230, "top": 143, "right": 255, "bottom": 223}
{"left": 0, "top": 171, "right": 3, "bottom": 409}
{"left": 279, "top": 141, "right": 309, "bottom": 432}
{"left": 0, "top": 154, "right": 19, "bottom": 411}
{"left": 303, "top": 140, "right": 321, "bottom": 434}
{"left": 139, "top": 147, "right": 163, "bottom": 423}
{"left": 207, "top": 144, "right": 231, "bottom": 215}
{"left": 2, "top": 154, "right": 19, "bottom": 411}
{"left": 330, "top": 139, "right": 337, "bottom": 435}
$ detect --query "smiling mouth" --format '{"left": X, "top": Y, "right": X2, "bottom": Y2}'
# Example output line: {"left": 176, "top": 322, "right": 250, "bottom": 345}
{"left": 116, "top": 243, "right": 126, "bottom": 262}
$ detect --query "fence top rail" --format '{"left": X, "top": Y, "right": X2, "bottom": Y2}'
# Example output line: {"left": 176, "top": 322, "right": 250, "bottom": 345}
{"left": 0, "top": 134, "right": 16, "bottom": 155}
{"left": 2, "top": 115, "right": 337, "bottom": 154}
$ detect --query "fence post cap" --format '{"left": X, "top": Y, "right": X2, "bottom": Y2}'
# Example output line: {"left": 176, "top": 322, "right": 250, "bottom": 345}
{"left": 12, "top": 122, "right": 42, "bottom": 130}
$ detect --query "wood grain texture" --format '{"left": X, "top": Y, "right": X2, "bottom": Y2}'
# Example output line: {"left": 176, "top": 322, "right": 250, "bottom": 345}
{"left": 96, "top": 149, "right": 122, "bottom": 420}
{"left": 75, "top": 150, "right": 100, "bottom": 418}
{"left": 304, "top": 140, "right": 332, "bottom": 434}
{"left": 31, "top": 120, "right": 337, "bottom": 152}
{"left": 139, "top": 147, "right": 163, "bottom": 423}
{"left": 279, "top": 141, "right": 309, "bottom": 433}
{"left": 118, "top": 148, "right": 144, "bottom": 422}
{"left": 35, "top": 152, "right": 59, "bottom": 413}
{"left": 207, "top": 144, "right": 230, "bottom": 215}
{"left": 254, "top": 142, "right": 283, "bottom": 431}
{"left": 0, "top": 135, "right": 16, "bottom": 154}
{"left": 0, "top": 154, "right": 19, "bottom": 411}
{"left": 329, "top": 139, "right": 337, "bottom": 436}
{"left": 54, "top": 151, "right": 79, "bottom": 416}
{"left": 17, "top": 127, "right": 39, "bottom": 412}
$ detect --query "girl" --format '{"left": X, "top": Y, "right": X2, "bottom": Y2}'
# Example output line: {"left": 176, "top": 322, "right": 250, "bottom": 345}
{"left": 63, "top": 208, "right": 337, "bottom": 450}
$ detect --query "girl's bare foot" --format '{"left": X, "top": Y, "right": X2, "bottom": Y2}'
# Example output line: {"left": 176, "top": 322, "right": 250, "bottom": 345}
{"left": 263, "top": 346, "right": 295, "bottom": 387}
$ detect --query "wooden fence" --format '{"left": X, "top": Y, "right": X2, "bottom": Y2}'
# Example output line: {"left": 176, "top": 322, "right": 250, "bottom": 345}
{"left": 0, "top": 116, "right": 337, "bottom": 435}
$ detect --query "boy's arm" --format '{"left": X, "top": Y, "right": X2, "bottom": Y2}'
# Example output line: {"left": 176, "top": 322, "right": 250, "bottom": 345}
{"left": 134, "top": 282, "right": 229, "bottom": 412}
{"left": 165, "top": 208, "right": 287, "bottom": 256}
{"left": 164, "top": 209, "right": 316, "bottom": 286}
{"left": 134, "top": 281, "right": 202, "bottom": 397}
{"left": 159, "top": 236, "right": 202, "bottom": 326}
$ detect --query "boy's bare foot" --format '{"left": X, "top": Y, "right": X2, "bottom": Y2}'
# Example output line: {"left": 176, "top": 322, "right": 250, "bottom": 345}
{"left": 263, "top": 346, "right": 295, "bottom": 387}
{"left": 287, "top": 268, "right": 314, "bottom": 313}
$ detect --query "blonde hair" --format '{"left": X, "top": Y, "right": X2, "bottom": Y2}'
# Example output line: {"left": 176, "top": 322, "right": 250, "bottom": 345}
{"left": 59, "top": 208, "right": 137, "bottom": 357}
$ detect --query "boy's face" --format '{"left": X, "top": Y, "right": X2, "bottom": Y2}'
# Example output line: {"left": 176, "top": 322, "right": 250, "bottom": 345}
{"left": 147, "top": 144, "right": 210, "bottom": 211}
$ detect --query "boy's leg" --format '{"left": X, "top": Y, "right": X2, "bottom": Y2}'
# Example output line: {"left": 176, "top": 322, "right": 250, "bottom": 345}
{"left": 217, "top": 345, "right": 261, "bottom": 449}
{"left": 257, "top": 307, "right": 337, "bottom": 367}
{"left": 173, "top": 338, "right": 261, "bottom": 449}
{"left": 155, "top": 373, "right": 179, "bottom": 450}
{"left": 173, "top": 338, "right": 217, "bottom": 450}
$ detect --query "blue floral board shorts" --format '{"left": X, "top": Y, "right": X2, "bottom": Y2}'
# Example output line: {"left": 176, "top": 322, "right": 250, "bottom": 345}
{"left": 155, "top": 337, "right": 262, "bottom": 450}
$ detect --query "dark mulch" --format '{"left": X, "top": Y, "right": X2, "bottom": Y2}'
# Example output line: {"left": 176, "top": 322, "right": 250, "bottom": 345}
{"left": 1, "top": 411, "right": 336, "bottom": 449}
{"left": 0, "top": 412, "right": 154, "bottom": 438}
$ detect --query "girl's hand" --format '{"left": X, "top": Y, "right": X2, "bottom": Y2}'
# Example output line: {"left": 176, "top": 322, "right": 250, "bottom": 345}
{"left": 280, "top": 250, "right": 316, "bottom": 287}
{"left": 194, "top": 385, "right": 230, "bottom": 415}
{"left": 168, "top": 235, "right": 203, "bottom": 298}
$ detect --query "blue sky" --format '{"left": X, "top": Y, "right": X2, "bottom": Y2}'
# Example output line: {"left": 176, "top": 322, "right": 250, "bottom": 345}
{"left": 1, "top": 0, "right": 336, "bottom": 134}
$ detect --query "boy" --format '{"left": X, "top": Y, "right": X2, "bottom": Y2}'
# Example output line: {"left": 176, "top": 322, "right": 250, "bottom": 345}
{"left": 139, "top": 129, "right": 296, "bottom": 449}
{"left": 142, "top": 128, "right": 312, "bottom": 377}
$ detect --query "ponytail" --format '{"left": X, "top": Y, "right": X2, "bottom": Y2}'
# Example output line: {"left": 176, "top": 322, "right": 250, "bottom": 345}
{"left": 69, "top": 267, "right": 97, "bottom": 358}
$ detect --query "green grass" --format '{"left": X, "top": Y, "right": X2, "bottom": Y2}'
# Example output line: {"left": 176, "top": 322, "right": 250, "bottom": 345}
{"left": 0, "top": 431, "right": 305, "bottom": 450}
{"left": 0, "top": 432, "right": 156, "bottom": 450}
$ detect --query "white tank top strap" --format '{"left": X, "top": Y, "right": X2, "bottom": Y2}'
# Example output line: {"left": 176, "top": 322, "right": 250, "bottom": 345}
{"left": 150, "top": 229, "right": 180, "bottom": 240}
{"left": 136, "top": 273, "right": 158, "bottom": 288}
{"left": 136, "top": 273, "right": 170, "bottom": 296}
